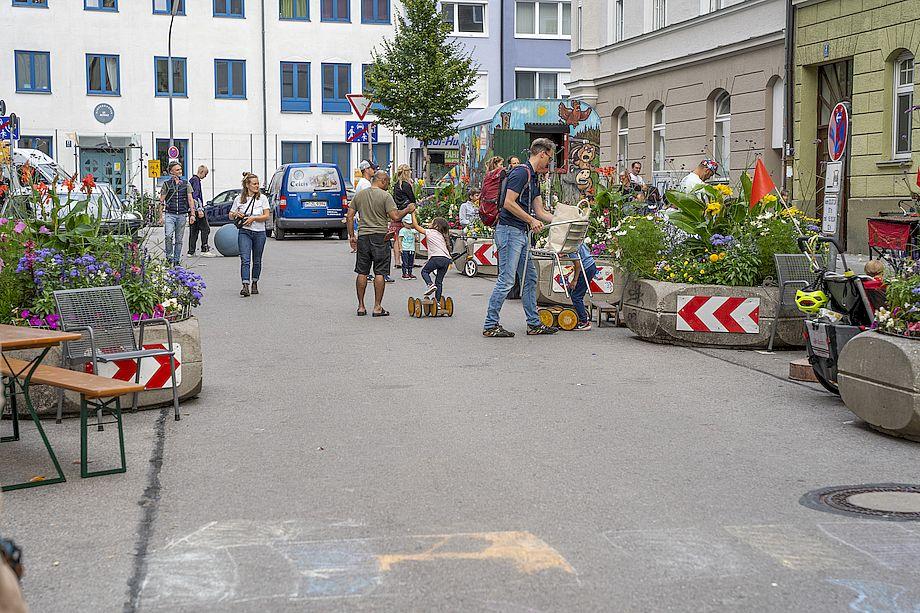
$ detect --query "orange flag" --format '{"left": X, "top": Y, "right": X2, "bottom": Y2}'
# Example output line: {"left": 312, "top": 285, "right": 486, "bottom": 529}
{"left": 750, "top": 158, "right": 776, "bottom": 209}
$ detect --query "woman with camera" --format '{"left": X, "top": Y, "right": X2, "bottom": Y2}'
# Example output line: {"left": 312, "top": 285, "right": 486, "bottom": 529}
{"left": 229, "top": 173, "right": 270, "bottom": 297}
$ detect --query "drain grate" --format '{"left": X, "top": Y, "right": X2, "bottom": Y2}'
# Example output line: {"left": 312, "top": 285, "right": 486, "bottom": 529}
{"left": 800, "top": 483, "right": 920, "bottom": 521}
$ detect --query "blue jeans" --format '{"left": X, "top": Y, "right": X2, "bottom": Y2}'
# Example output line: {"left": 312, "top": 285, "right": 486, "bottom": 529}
{"left": 571, "top": 261, "right": 598, "bottom": 323}
{"left": 421, "top": 256, "right": 451, "bottom": 301}
{"left": 164, "top": 213, "right": 187, "bottom": 265}
{"left": 484, "top": 224, "right": 539, "bottom": 329}
{"left": 238, "top": 228, "right": 266, "bottom": 283}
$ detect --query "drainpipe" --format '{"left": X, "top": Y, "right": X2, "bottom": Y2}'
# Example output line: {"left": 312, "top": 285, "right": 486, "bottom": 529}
{"left": 261, "top": 0, "right": 268, "bottom": 177}
{"left": 499, "top": 0, "right": 505, "bottom": 101}
{"left": 783, "top": 0, "right": 794, "bottom": 193}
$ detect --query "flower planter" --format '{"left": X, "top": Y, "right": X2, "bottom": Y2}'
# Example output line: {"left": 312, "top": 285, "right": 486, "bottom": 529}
{"left": 8, "top": 315, "right": 203, "bottom": 419}
{"left": 622, "top": 278, "right": 805, "bottom": 348}
{"left": 838, "top": 330, "right": 920, "bottom": 442}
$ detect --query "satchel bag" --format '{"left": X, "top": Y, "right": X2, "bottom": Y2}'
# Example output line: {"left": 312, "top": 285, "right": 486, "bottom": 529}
{"left": 234, "top": 196, "right": 256, "bottom": 230}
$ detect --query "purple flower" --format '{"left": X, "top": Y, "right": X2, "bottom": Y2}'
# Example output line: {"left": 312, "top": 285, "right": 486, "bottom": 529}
{"left": 0, "top": 218, "right": 7, "bottom": 225}
{"left": 710, "top": 234, "right": 735, "bottom": 247}
{"left": 20, "top": 310, "right": 30, "bottom": 318}
{"left": 13, "top": 221, "right": 26, "bottom": 234}
{"left": 38, "top": 226, "right": 51, "bottom": 235}
{"left": 28, "top": 316, "right": 42, "bottom": 327}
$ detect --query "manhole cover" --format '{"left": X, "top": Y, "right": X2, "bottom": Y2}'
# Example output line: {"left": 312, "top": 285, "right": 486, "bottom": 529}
{"left": 800, "top": 484, "right": 920, "bottom": 521}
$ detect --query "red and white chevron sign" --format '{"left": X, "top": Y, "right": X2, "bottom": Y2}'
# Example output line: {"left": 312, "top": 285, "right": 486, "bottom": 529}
{"left": 676, "top": 296, "right": 760, "bottom": 334}
{"left": 552, "top": 266, "right": 615, "bottom": 294}
{"left": 473, "top": 241, "right": 497, "bottom": 266}
{"left": 87, "top": 344, "right": 183, "bottom": 389}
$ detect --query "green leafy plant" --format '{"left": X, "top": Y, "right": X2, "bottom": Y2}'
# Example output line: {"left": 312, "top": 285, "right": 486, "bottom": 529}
{"left": 612, "top": 216, "right": 665, "bottom": 278}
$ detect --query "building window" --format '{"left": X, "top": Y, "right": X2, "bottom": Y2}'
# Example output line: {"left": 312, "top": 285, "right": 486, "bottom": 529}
{"left": 359, "top": 143, "right": 391, "bottom": 171}
{"left": 515, "top": 1, "right": 570, "bottom": 37}
{"left": 281, "top": 141, "right": 311, "bottom": 164}
{"left": 362, "top": 0, "right": 389, "bottom": 23}
{"left": 441, "top": 2, "right": 485, "bottom": 35}
{"left": 614, "top": 0, "right": 623, "bottom": 41}
{"left": 470, "top": 72, "right": 488, "bottom": 109}
{"left": 770, "top": 77, "right": 784, "bottom": 149}
{"left": 153, "top": 0, "right": 184, "bottom": 14}
{"left": 651, "top": 0, "right": 665, "bottom": 30}
{"left": 20, "top": 136, "right": 53, "bottom": 157}
{"left": 214, "top": 59, "right": 246, "bottom": 99}
{"left": 515, "top": 70, "right": 569, "bottom": 99}
{"left": 155, "top": 56, "right": 187, "bottom": 97}
{"left": 617, "top": 111, "right": 628, "bottom": 172}
{"left": 322, "top": 63, "right": 351, "bottom": 113}
{"left": 895, "top": 52, "right": 914, "bottom": 158}
{"left": 701, "top": 0, "right": 722, "bottom": 14}
{"left": 281, "top": 62, "right": 311, "bottom": 112}
{"left": 713, "top": 92, "right": 730, "bottom": 178}
{"left": 86, "top": 54, "right": 120, "bottom": 95}
{"left": 651, "top": 103, "right": 665, "bottom": 171}
{"left": 14, "top": 51, "right": 51, "bottom": 93}
{"left": 214, "top": 0, "right": 244, "bottom": 17}
{"left": 155, "top": 138, "right": 190, "bottom": 180}
{"left": 280, "top": 0, "right": 308, "bottom": 19}
{"left": 321, "top": 0, "right": 349, "bottom": 21}
{"left": 12, "top": 0, "right": 47, "bottom": 6}
{"left": 322, "top": 142, "right": 351, "bottom": 184}
{"left": 85, "top": 0, "right": 117, "bottom": 11}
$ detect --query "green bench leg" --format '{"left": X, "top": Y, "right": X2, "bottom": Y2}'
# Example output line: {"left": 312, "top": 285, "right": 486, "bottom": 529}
{"left": 1, "top": 377, "right": 20, "bottom": 443}
{"left": 80, "top": 396, "right": 126, "bottom": 479}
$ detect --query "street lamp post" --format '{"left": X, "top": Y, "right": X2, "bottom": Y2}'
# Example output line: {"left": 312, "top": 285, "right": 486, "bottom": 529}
{"left": 167, "top": 0, "right": 180, "bottom": 153}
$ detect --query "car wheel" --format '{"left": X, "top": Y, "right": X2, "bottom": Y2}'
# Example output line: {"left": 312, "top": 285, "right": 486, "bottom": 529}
{"left": 338, "top": 229, "right": 349, "bottom": 240}
{"left": 274, "top": 225, "right": 286, "bottom": 241}
{"left": 265, "top": 228, "right": 273, "bottom": 238}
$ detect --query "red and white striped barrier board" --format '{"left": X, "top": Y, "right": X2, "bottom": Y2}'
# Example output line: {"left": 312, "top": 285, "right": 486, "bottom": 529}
{"left": 87, "top": 343, "right": 183, "bottom": 389}
{"left": 552, "top": 266, "right": 615, "bottom": 294}
{"left": 473, "top": 241, "right": 498, "bottom": 266}
{"left": 676, "top": 296, "right": 760, "bottom": 334}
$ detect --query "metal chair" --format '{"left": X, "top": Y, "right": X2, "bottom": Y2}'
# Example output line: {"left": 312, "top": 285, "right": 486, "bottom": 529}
{"left": 530, "top": 220, "right": 592, "bottom": 298}
{"left": 769, "top": 254, "right": 820, "bottom": 351}
{"left": 53, "top": 286, "right": 181, "bottom": 422}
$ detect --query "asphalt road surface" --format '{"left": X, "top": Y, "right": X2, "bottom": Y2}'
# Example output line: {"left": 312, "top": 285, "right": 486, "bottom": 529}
{"left": 2, "top": 235, "right": 919, "bottom": 612}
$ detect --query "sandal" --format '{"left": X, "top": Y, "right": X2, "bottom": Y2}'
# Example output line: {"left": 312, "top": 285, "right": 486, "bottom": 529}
{"left": 527, "top": 323, "right": 558, "bottom": 335}
{"left": 372, "top": 309, "right": 390, "bottom": 317}
{"left": 483, "top": 325, "right": 515, "bottom": 338}
{"left": 356, "top": 309, "right": 367, "bottom": 316}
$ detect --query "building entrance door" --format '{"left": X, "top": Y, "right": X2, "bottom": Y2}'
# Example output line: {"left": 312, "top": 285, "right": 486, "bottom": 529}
{"left": 816, "top": 60, "right": 853, "bottom": 247}
{"left": 80, "top": 148, "right": 126, "bottom": 196}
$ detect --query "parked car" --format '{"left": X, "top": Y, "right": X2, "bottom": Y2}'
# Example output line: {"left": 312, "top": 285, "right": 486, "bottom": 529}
{"left": 204, "top": 188, "right": 273, "bottom": 237}
{"left": 266, "top": 163, "right": 349, "bottom": 241}
{"left": 48, "top": 182, "right": 143, "bottom": 236}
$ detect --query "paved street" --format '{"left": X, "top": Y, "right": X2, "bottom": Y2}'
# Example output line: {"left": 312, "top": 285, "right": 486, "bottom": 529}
{"left": 3, "top": 237, "right": 920, "bottom": 612}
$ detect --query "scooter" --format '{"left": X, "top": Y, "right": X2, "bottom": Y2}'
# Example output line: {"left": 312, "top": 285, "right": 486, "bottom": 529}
{"left": 795, "top": 236, "right": 883, "bottom": 394}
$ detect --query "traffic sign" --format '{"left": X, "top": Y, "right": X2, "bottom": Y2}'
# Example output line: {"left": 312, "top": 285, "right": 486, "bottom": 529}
{"left": 346, "top": 121, "right": 377, "bottom": 143}
{"left": 0, "top": 115, "right": 19, "bottom": 141}
{"left": 148, "top": 160, "right": 161, "bottom": 178}
{"left": 827, "top": 102, "right": 849, "bottom": 162}
{"left": 167, "top": 145, "right": 180, "bottom": 160}
{"left": 346, "top": 93, "right": 374, "bottom": 120}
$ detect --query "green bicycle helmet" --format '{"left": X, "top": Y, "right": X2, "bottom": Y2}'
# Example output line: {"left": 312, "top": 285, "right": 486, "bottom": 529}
{"left": 795, "top": 287, "right": 829, "bottom": 314}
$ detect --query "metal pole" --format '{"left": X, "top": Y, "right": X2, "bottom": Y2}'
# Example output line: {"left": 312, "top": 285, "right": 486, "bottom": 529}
{"left": 168, "top": 0, "right": 180, "bottom": 152}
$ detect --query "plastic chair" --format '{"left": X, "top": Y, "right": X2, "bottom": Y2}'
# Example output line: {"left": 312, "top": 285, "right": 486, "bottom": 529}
{"left": 53, "top": 286, "right": 181, "bottom": 422}
{"left": 770, "top": 254, "right": 820, "bottom": 351}
{"left": 530, "top": 220, "right": 591, "bottom": 298}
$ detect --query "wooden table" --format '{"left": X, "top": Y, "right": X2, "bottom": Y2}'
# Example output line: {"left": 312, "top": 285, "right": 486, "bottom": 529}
{"left": 0, "top": 324, "right": 81, "bottom": 491}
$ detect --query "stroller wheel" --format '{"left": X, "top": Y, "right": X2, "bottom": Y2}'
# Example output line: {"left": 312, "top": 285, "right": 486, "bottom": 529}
{"left": 539, "top": 308, "right": 556, "bottom": 328}
{"left": 445, "top": 296, "right": 454, "bottom": 317}
{"left": 407, "top": 296, "right": 416, "bottom": 317}
{"left": 557, "top": 308, "right": 579, "bottom": 331}
{"left": 413, "top": 298, "right": 423, "bottom": 318}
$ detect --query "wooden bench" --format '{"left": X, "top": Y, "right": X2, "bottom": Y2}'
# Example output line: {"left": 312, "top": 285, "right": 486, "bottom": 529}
{"left": 589, "top": 299, "right": 620, "bottom": 328}
{"left": 1, "top": 358, "right": 144, "bottom": 479}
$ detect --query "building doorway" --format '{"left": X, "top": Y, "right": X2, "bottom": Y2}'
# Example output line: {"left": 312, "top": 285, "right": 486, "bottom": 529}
{"left": 80, "top": 147, "right": 126, "bottom": 195}
{"left": 816, "top": 59, "right": 853, "bottom": 247}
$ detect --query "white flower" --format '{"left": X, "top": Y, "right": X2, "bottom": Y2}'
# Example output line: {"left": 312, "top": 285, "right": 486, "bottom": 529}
{"left": 876, "top": 307, "right": 890, "bottom": 323}
{"left": 616, "top": 230, "right": 627, "bottom": 236}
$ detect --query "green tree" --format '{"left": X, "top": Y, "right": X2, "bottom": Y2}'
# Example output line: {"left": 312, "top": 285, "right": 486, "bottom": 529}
{"left": 365, "top": 0, "right": 477, "bottom": 182}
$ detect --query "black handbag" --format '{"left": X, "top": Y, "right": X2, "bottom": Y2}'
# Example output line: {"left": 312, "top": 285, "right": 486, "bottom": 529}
{"left": 234, "top": 196, "right": 256, "bottom": 229}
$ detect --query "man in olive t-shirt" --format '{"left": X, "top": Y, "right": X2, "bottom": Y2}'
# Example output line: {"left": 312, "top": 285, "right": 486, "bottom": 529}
{"left": 346, "top": 171, "right": 415, "bottom": 316}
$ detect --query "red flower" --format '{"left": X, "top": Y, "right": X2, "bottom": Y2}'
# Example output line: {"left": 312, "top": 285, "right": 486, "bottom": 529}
{"left": 0, "top": 185, "right": 7, "bottom": 196}
{"left": 62, "top": 174, "right": 77, "bottom": 193}
{"left": 19, "top": 163, "right": 33, "bottom": 185}
{"left": 81, "top": 174, "right": 96, "bottom": 194}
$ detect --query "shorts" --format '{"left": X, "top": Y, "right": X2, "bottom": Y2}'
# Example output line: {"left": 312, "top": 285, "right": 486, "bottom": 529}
{"left": 355, "top": 233, "right": 391, "bottom": 277}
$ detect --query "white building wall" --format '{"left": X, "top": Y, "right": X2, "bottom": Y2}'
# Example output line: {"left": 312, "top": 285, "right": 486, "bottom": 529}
{"left": 1, "top": 0, "right": 406, "bottom": 201}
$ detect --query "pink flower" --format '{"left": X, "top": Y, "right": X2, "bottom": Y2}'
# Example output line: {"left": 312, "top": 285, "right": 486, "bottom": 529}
{"left": 0, "top": 218, "right": 8, "bottom": 225}
{"left": 38, "top": 226, "right": 51, "bottom": 235}
{"left": 28, "top": 316, "right": 42, "bottom": 327}
{"left": 13, "top": 221, "right": 26, "bottom": 234}
{"left": 20, "top": 310, "right": 30, "bottom": 318}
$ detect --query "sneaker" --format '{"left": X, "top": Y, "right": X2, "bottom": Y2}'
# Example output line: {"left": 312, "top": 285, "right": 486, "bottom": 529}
{"left": 483, "top": 325, "right": 515, "bottom": 338}
{"left": 527, "top": 323, "right": 558, "bottom": 335}
{"left": 573, "top": 321, "right": 592, "bottom": 331}
{"left": 408, "top": 274, "right": 418, "bottom": 280}
{"left": 187, "top": 252, "right": 196, "bottom": 257}
{"left": 201, "top": 250, "right": 216, "bottom": 258}
{"left": 424, "top": 284, "right": 437, "bottom": 296}
{"left": 402, "top": 274, "right": 410, "bottom": 279}
{"left": 385, "top": 275, "right": 396, "bottom": 283}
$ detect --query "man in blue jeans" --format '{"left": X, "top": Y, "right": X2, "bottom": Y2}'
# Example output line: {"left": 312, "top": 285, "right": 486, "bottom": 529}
{"left": 158, "top": 161, "right": 195, "bottom": 266}
{"left": 483, "top": 138, "right": 558, "bottom": 337}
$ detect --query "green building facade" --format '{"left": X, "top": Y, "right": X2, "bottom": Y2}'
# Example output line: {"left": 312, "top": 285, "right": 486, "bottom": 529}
{"left": 792, "top": 0, "right": 920, "bottom": 253}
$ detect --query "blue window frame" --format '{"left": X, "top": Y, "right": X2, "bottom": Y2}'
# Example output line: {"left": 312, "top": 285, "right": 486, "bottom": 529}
{"left": 361, "top": 63, "right": 384, "bottom": 111}
{"left": 20, "top": 135, "right": 53, "bottom": 157}
{"left": 359, "top": 143, "right": 390, "bottom": 171}
{"left": 281, "top": 62, "right": 310, "bottom": 112}
{"left": 155, "top": 138, "right": 190, "bottom": 182}
{"left": 322, "top": 63, "right": 350, "bottom": 113}
{"left": 86, "top": 53, "right": 120, "bottom": 95}
{"left": 155, "top": 56, "right": 187, "bottom": 97}
{"left": 213, "top": 0, "right": 243, "bottom": 17}
{"left": 12, "top": 0, "right": 47, "bottom": 6}
{"left": 15, "top": 51, "right": 51, "bottom": 93}
{"left": 322, "top": 142, "right": 351, "bottom": 183}
{"left": 320, "top": 0, "right": 348, "bottom": 22}
{"left": 215, "top": 59, "right": 246, "bottom": 99}
{"left": 281, "top": 141, "right": 311, "bottom": 164}
{"left": 85, "top": 0, "right": 117, "bottom": 11}
{"left": 153, "top": 0, "right": 184, "bottom": 15}
{"left": 279, "top": 0, "right": 308, "bottom": 20}
{"left": 361, "top": 0, "right": 388, "bottom": 23}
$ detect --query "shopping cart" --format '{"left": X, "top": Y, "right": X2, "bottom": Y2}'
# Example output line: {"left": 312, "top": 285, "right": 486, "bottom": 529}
{"left": 529, "top": 219, "right": 592, "bottom": 330}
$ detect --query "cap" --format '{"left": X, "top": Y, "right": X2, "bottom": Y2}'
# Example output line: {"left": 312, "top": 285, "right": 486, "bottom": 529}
{"left": 358, "top": 160, "right": 379, "bottom": 171}
{"left": 701, "top": 159, "right": 719, "bottom": 173}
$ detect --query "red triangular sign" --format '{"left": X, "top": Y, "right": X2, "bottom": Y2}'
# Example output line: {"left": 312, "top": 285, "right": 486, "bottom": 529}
{"left": 346, "top": 93, "right": 374, "bottom": 120}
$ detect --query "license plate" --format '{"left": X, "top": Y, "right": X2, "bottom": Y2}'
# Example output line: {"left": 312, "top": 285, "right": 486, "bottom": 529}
{"left": 806, "top": 322, "right": 831, "bottom": 358}
{"left": 302, "top": 200, "right": 326, "bottom": 208}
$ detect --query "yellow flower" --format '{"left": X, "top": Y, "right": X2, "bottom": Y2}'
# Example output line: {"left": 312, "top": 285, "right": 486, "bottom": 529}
{"left": 683, "top": 260, "right": 689, "bottom": 265}
{"left": 719, "top": 252, "right": 727, "bottom": 260}
{"left": 688, "top": 277, "right": 694, "bottom": 282}
{"left": 706, "top": 202, "right": 722, "bottom": 215}
{"left": 709, "top": 253, "right": 720, "bottom": 263}
{"left": 700, "top": 269, "right": 706, "bottom": 274}
{"left": 780, "top": 206, "right": 802, "bottom": 218}
{"left": 761, "top": 194, "right": 777, "bottom": 205}
{"left": 669, "top": 272, "right": 676, "bottom": 279}
{"left": 714, "top": 184, "right": 733, "bottom": 197}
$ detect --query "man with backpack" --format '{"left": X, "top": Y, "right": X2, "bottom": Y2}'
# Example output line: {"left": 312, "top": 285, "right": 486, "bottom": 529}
{"left": 482, "top": 139, "right": 558, "bottom": 337}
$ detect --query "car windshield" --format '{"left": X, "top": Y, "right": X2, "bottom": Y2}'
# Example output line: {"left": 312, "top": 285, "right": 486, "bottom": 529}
{"left": 51, "top": 191, "right": 112, "bottom": 219}
{"left": 286, "top": 167, "right": 341, "bottom": 192}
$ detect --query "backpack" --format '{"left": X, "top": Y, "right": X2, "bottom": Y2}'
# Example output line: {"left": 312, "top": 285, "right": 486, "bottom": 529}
{"left": 479, "top": 168, "right": 506, "bottom": 226}
{"left": 491, "top": 165, "right": 533, "bottom": 227}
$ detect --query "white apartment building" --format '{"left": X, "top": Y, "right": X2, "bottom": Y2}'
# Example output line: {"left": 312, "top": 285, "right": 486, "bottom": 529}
{"left": 2, "top": 0, "right": 405, "bottom": 200}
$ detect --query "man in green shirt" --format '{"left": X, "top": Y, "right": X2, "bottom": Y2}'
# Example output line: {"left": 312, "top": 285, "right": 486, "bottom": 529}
{"left": 346, "top": 171, "right": 415, "bottom": 316}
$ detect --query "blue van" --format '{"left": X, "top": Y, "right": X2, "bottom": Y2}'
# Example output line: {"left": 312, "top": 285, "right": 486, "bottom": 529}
{"left": 267, "top": 163, "right": 349, "bottom": 240}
